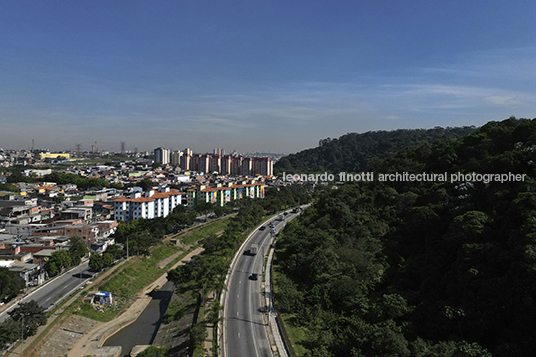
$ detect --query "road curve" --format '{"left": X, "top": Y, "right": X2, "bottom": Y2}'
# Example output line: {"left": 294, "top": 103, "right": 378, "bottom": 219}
{"left": 224, "top": 210, "right": 300, "bottom": 357}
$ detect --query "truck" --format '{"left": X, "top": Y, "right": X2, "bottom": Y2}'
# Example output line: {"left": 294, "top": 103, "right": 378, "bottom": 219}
{"left": 249, "top": 243, "right": 258, "bottom": 255}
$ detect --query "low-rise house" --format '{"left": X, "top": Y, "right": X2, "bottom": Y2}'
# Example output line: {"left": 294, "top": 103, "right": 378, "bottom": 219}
{"left": 32, "top": 248, "right": 57, "bottom": 265}
{"left": 9, "top": 263, "right": 46, "bottom": 286}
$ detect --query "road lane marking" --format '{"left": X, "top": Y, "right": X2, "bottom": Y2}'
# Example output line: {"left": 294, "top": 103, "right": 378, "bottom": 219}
{"left": 237, "top": 312, "right": 239, "bottom": 316}
{"left": 238, "top": 332, "right": 241, "bottom": 338}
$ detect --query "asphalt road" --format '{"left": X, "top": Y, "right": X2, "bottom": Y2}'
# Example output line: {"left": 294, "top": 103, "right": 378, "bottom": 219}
{"left": 225, "top": 210, "right": 300, "bottom": 357}
{"left": 0, "top": 260, "right": 92, "bottom": 323}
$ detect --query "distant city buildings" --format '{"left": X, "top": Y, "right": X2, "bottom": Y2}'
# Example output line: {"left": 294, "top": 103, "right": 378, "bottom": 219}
{"left": 153, "top": 147, "right": 273, "bottom": 176}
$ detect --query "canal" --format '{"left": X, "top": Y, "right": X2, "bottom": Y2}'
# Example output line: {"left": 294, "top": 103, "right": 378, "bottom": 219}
{"left": 104, "top": 281, "right": 175, "bottom": 357}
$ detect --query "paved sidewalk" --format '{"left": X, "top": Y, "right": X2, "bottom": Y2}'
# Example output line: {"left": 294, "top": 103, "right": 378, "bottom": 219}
{"left": 68, "top": 246, "right": 204, "bottom": 357}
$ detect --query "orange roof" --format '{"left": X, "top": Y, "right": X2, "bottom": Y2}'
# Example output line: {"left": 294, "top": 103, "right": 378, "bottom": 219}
{"left": 201, "top": 187, "right": 224, "bottom": 192}
{"left": 114, "top": 189, "right": 182, "bottom": 203}
{"left": 130, "top": 197, "right": 155, "bottom": 202}
{"left": 34, "top": 185, "right": 57, "bottom": 191}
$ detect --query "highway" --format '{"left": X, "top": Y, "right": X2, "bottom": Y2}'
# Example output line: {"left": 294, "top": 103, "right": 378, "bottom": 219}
{"left": 0, "top": 260, "right": 93, "bottom": 323}
{"left": 224, "top": 210, "right": 300, "bottom": 357}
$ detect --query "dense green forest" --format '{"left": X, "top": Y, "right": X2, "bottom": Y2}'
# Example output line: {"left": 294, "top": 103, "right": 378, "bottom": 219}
{"left": 274, "top": 117, "right": 536, "bottom": 356}
{"left": 275, "top": 126, "right": 475, "bottom": 174}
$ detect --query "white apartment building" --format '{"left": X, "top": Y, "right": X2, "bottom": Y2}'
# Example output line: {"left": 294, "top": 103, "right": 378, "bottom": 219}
{"left": 113, "top": 187, "right": 182, "bottom": 222}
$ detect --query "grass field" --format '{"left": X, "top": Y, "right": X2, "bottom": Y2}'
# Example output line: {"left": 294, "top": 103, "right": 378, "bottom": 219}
{"left": 98, "top": 243, "right": 183, "bottom": 297}
{"left": 179, "top": 216, "right": 231, "bottom": 245}
{"left": 73, "top": 218, "right": 233, "bottom": 321}
{"left": 74, "top": 243, "right": 192, "bottom": 321}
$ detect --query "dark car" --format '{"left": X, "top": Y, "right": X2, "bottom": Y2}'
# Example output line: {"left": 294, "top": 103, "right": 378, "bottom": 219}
{"left": 259, "top": 226, "right": 266, "bottom": 230}
{"left": 250, "top": 273, "right": 258, "bottom": 280}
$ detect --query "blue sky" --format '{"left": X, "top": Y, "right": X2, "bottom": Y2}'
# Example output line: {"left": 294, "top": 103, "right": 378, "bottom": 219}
{"left": 1, "top": 0, "right": 535, "bottom": 154}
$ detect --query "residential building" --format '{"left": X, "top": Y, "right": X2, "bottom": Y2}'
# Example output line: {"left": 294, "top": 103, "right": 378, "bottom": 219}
{"left": 113, "top": 186, "right": 183, "bottom": 222}
{"left": 154, "top": 147, "right": 170, "bottom": 165}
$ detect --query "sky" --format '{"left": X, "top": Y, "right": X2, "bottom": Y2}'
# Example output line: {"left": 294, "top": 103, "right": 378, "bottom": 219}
{"left": 1, "top": 0, "right": 535, "bottom": 154}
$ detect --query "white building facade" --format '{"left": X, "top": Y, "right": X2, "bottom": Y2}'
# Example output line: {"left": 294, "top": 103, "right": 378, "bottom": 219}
{"left": 113, "top": 187, "right": 182, "bottom": 222}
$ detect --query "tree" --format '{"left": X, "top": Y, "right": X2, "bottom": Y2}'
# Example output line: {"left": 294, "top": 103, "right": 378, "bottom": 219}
{"left": 47, "top": 249, "right": 71, "bottom": 276}
{"left": 89, "top": 253, "right": 105, "bottom": 271}
{"left": 0, "top": 318, "right": 20, "bottom": 347}
{"left": 105, "top": 244, "right": 124, "bottom": 259}
{"left": 103, "top": 252, "right": 114, "bottom": 266}
{"left": 8, "top": 300, "right": 47, "bottom": 338}
{"left": 190, "top": 321, "right": 207, "bottom": 348}
{"left": 137, "top": 346, "right": 168, "bottom": 357}
{"left": 0, "top": 268, "right": 25, "bottom": 303}
{"left": 69, "top": 237, "right": 88, "bottom": 266}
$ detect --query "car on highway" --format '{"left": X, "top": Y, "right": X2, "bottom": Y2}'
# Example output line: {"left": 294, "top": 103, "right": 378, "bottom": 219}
{"left": 250, "top": 273, "right": 258, "bottom": 281}
{"left": 259, "top": 226, "right": 266, "bottom": 230}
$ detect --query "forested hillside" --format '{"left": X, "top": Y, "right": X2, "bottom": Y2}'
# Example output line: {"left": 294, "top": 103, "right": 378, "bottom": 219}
{"left": 274, "top": 117, "right": 536, "bottom": 356}
{"left": 274, "top": 126, "right": 475, "bottom": 174}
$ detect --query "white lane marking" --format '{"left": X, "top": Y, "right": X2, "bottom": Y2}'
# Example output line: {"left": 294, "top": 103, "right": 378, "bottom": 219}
{"left": 239, "top": 280, "right": 241, "bottom": 284}
{"left": 45, "top": 297, "right": 52, "bottom": 301}
{"left": 237, "top": 295, "right": 239, "bottom": 298}
{"left": 237, "top": 312, "right": 239, "bottom": 316}
{"left": 238, "top": 332, "right": 241, "bottom": 338}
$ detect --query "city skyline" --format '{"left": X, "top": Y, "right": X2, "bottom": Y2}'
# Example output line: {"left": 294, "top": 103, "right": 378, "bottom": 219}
{"left": 1, "top": 1, "right": 535, "bottom": 153}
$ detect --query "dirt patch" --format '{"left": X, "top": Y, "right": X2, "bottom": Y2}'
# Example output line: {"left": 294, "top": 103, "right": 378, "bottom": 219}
{"left": 34, "top": 315, "right": 101, "bottom": 357}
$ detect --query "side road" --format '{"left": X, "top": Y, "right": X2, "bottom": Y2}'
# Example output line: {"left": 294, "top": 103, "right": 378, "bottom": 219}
{"left": 4, "top": 258, "right": 126, "bottom": 357}
{"left": 68, "top": 246, "right": 205, "bottom": 357}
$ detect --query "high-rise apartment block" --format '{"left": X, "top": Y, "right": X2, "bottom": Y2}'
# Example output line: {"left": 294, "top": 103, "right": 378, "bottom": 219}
{"left": 154, "top": 147, "right": 170, "bottom": 165}
{"left": 213, "top": 148, "right": 225, "bottom": 156}
{"left": 153, "top": 146, "right": 273, "bottom": 176}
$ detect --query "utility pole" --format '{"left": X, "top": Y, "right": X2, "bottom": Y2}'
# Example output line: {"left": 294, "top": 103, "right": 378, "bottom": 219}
{"left": 20, "top": 313, "right": 24, "bottom": 355}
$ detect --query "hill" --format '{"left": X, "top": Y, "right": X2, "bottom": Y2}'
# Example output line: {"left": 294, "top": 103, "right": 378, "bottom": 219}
{"left": 274, "top": 126, "right": 475, "bottom": 174}
{"left": 274, "top": 117, "right": 536, "bottom": 357}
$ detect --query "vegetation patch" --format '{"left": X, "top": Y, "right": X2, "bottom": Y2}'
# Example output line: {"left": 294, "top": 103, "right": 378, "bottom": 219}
{"left": 99, "top": 243, "right": 183, "bottom": 297}
{"left": 72, "top": 295, "right": 127, "bottom": 323}
{"left": 179, "top": 217, "right": 231, "bottom": 245}
{"left": 273, "top": 118, "right": 536, "bottom": 356}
